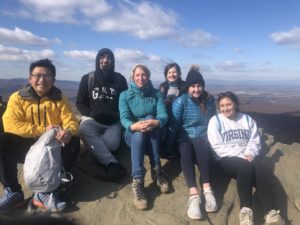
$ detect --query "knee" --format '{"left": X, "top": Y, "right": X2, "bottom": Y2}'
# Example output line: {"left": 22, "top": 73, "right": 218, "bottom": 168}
{"left": 238, "top": 160, "right": 254, "bottom": 177}
{"left": 132, "top": 131, "right": 145, "bottom": 139}
{"left": 78, "top": 119, "right": 94, "bottom": 136}
{"left": 107, "top": 137, "right": 121, "bottom": 151}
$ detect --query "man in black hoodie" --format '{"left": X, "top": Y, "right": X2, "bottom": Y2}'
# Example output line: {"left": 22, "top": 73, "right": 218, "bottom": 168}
{"left": 76, "top": 48, "right": 128, "bottom": 179}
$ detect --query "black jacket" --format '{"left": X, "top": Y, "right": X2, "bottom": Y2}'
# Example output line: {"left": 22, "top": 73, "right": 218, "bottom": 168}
{"left": 76, "top": 48, "right": 128, "bottom": 125}
{"left": 159, "top": 78, "right": 186, "bottom": 100}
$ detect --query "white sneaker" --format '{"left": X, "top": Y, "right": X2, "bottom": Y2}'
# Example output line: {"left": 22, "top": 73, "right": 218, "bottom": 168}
{"left": 187, "top": 195, "right": 202, "bottom": 220}
{"left": 239, "top": 207, "right": 254, "bottom": 225}
{"left": 204, "top": 190, "right": 218, "bottom": 212}
{"left": 264, "top": 210, "right": 285, "bottom": 225}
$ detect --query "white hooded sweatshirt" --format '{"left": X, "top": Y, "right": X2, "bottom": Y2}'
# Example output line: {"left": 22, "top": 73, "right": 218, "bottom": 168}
{"left": 207, "top": 112, "right": 261, "bottom": 159}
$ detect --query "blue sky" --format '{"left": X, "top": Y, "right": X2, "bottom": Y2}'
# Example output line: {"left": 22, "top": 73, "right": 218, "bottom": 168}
{"left": 0, "top": 0, "right": 300, "bottom": 82}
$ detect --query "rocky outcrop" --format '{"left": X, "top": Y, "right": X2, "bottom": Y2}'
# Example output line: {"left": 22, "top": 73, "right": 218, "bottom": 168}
{"left": 0, "top": 130, "right": 299, "bottom": 225}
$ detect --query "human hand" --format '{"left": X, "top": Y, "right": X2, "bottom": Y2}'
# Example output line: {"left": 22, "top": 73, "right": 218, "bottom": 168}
{"left": 143, "top": 119, "right": 159, "bottom": 130}
{"left": 244, "top": 155, "right": 254, "bottom": 162}
{"left": 131, "top": 120, "right": 159, "bottom": 132}
{"left": 55, "top": 128, "right": 72, "bottom": 145}
{"left": 131, "top": 121, "right": 149, "bottom": 132}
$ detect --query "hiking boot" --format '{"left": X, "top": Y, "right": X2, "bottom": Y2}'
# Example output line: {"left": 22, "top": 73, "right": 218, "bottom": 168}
{"left": 151, "top": 166, "right": 169, "bottom": 193}
{"left": 32, "top": 192, "right": 66, "bottom": 212}
{"left": 187, "top": 195, "right": 202, "bottom": 220}
{"left": 0, "top": 187, "right": 24, "bottom": 214}
{"left": 204, "top": 190, "right": 218, "bottom": 212}
{"left": 264, "top": 210, "right": 285, "bottom": 225}
{"left": 132, "top": 178, "right": 147, "bottom": 210}
{"left": 239, "top": 207, "right": 254, "bottom": 225}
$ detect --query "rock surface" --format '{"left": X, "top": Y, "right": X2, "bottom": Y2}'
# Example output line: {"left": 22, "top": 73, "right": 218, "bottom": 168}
{"left": 0, "top": 129, "right": 300, "bottom": 225}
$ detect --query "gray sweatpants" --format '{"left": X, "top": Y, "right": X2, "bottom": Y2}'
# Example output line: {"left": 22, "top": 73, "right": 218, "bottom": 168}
{"left": 79, "top": 116, "right": 121, "bottom": 166}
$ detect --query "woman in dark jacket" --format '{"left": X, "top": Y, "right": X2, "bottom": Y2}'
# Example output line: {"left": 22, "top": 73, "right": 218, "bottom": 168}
{"left": 159, "top": 63, "right": 186, "bottom": 157}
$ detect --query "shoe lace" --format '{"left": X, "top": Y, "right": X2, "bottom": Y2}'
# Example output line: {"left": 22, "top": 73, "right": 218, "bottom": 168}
{"left": 187, "top": 195, "right": 200, "bottom": 207}
{"left": 2, "top": 188, "right": 22, "bottom": 201}
{"left": 204, "top": 191, "right": 216, "bottom": 208}
{"left": 134, "top": 181, "right": 146, "bottom": 200}
{"left": 156, "top": 172, "right": 167, "bottom": 185}
{"left": 0, "top": 188, "right": 23, "bottom": 210}
{"left": 266, "top": 210, "right": 285, "bottom": 224}
{"left": 38, "top": 192, "right": 50, "bottom": 204}
{"left": 240, "top": 210, "right": 252, "bottom": 224}
{"left": 152, "top": 168, "right": 167, "bottom": 185}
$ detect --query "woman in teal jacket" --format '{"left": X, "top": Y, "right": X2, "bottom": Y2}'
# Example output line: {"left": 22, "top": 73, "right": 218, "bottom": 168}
{"left": 119, "top": 64, "right": 169, "bottom": 210}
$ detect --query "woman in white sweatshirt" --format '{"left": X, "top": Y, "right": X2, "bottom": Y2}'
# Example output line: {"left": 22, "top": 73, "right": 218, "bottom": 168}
{"left": 207, "top": 91, "right": 285, "bottom": 225}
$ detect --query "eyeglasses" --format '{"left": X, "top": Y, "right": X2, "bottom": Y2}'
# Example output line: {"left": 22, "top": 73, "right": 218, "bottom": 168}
{"left": 31, "top": 73, "right": 53, "bottom": 80}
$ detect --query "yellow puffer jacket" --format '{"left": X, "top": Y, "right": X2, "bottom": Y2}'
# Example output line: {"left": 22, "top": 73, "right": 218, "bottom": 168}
{"left": 3, "top": 85, "right": 78, "bottom": 138}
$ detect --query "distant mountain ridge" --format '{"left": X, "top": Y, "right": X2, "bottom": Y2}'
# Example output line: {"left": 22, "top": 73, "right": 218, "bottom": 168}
{"left": 0, "top": 78, "right": 80, "bottom": 101}
{"left": 1, "top": 78, "right": 300, "bottom": 114}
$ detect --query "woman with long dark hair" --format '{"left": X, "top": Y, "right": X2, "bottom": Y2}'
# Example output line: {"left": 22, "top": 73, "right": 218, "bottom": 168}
{"left": 208, "top": 91, "right": 285, "bottom": 225}
{"left": 167, "top": 66, "right": 218, "bottom": 220}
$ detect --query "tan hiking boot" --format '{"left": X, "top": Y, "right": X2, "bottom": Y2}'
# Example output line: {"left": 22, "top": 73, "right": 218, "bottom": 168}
{"left": 132, "top": 178, "right": 147, "bottom": 210}
{"left": 151, "top": 166, "right": 169, "bottom": 193}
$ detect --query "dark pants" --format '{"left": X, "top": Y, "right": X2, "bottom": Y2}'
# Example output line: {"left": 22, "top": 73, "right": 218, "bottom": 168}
{"left": 0, "top": 133, "right": 80, "bottom": 192}
{"left": 179, "top": 137, "right": 211, "bottom": 188}
{"left": 218, "top": 156, "right": 276, "bottom": 212}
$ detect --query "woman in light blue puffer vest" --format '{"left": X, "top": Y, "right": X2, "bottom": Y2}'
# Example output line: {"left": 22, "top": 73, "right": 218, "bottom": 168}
{"left": 167, "top": 66, "right": 217, "bottom": 220}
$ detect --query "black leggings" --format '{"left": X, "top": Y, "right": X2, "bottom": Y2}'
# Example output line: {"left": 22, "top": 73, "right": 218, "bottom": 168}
{"left": 218, "top": 156, "right": 276, "bottom": 212}
{"left": 179, "top": 137, "right": 211, "bottom": 188}
{"left": 0, "top": 133, "right": 80, "bottom": 192}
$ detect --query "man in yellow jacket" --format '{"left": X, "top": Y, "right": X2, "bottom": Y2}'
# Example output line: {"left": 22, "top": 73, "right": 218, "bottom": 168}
{"left": 0, "top": 59, "right": 80, "bottom": 213}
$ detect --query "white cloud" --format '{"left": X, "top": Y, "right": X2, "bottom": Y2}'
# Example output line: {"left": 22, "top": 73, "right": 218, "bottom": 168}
{"left": 94, "top": 1, "right": 177, "bottom": 40}
{"left": 63, "top": 50, "right": 97, "bottom": 60}
{"left": 0, "top": 44, "right": 54, "bottom": 61}
{"left": 216, "top": 60, "right": 247, "bottom": 72}
{"left": 176, "top": 29, "right": 218, "bottom": 47}
{"left": 62, "top": 48, "right": 167, "bottom": 80}
{"left": 113, "top": 48, "right": 168, "bottom": 81}
{"left": 234, "top": 47, "right": 242, "bottom": 53}
{"left": 0, "top": 27, "right": 61, "bottom": 45}
{"left": 2, "top": 8, "right": 31, "bottom": 18}
{"left": 270, "top": 27, "right": 300, "bottom": 49}
{"left": 18, "top": 0, "right": 111, "bottom": 23}
{"left": 4, "top": 0, "right": 218, "bottom": 47}
{"left": 115, "top": 48, "right": 149, "bottom": 61}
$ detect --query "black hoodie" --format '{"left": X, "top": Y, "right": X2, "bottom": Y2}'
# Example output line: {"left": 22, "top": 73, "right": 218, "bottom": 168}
{"left": 76, "top": 48, "right": 128, "bottom": 125}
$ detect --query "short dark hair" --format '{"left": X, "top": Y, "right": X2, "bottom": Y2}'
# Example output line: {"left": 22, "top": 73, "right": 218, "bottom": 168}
{"left": 217, "top": 91, "right": 240, "bottom": 112}
{"left": 164, "top": 63, "right": 181, "bottom": 78}
{"left": 29, "top": 59, "right": 56, "bottom": 77}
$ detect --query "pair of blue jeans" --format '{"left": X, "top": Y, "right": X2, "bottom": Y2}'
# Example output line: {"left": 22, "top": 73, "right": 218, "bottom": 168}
{"left": 125, "top": 124, "right": 161, "bottom": 179}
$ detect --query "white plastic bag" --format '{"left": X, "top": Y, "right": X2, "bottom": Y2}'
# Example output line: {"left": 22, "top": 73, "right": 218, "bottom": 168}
{"left": 23, "top": 128, "right": 68, "bottom": 193}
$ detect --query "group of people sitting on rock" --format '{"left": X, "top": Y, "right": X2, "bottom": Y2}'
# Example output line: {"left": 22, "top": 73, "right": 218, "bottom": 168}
{"left": 0, "top": 48, "right": 285, "bottom": 225}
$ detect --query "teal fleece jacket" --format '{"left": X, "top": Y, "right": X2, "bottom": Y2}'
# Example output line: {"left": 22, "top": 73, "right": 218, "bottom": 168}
{"left": 119, "top": 81, "right": 168, "bottom": 131}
